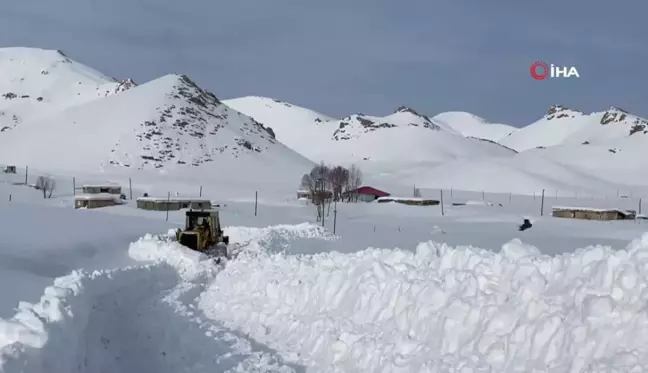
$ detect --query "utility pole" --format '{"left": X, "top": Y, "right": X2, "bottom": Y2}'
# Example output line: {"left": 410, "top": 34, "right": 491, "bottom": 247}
{"left": 333, "top": 201, "right": 337, "bottom": 234}
{"left": 129, "top": 178, "right": 133, "bottom": 200}
{"left": 440, "top": 190, "right": 445, "bottom": 216}
{"left": 73, "top": 177, "right": 76, "bottom": 196}
{"left": 254, "top": 191, "right": 258, "bottom": 216}
{"left": 165, "top": 192, "right": 170, "bottom": 222}
{"left": 540, "top": 189, "right": 545, "bottom": 216}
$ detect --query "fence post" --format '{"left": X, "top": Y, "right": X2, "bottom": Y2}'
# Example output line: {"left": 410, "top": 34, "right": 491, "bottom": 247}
{"left": 254, "top": 191, "right": 258, "bottom": 216}
{"left": 199, "top": 185, "right": 203, "bottom": 197}
{"left": 73, "top": 177, "right": 76, "bottom": 196}
{"left": 440, "top": 190, "right": 444, "bottom": 216}
{"left": 540, "top": 189, "right": 545, "bottom": 216}
{"left": 129, "top": 178, "right": 133, "bottom": 200}
{"left": 165, "top": 192, "right": 170, "bottom": 222}
{"left": 482, "top": 190, "right": 485, "bottom": 201}
{"left": 509, "top": 192, "right": 512, "bottom": 202}
{"left": 333, "top": 201, "right": 337, "bottom": 234}
{"left": 640, "top": 198, "right": 642, "bottom": 215}
{"left": 450, "top": 187, "right": 453, "bottom": 198}
{"left": 24, "top": 166, "right": 28, "bottom": 185}
{"left": 8, "top": 194, "right": 11, "bottom": 202}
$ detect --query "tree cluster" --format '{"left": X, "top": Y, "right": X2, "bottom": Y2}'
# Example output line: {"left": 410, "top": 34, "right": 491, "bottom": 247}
{"left": 299, "top": 162, "right": 363, "bottom": 221}
{"left": 300, "top": 162, "right": 362, "bottom": 202}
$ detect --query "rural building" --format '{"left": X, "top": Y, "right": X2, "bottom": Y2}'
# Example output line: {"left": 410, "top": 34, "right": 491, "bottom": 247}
{"left": 296, "top": 189, "right": 310, "bottom": 199}
{"left": 344, "top": 186, "right": 390, "bottom": 202}
{"left": 552, "top": 206, "right": 636, "bottom": 221}
{"left": 3, "top": 165, "right": 16, "bottom": 173}
{"left": 136, "top": 197, "right": 212, "bottom": 211}
{"left": 376, "top": 197, "right": 440, "bottom": 206}
{"left": 82, "top": 184, "right": 122, "bottom": 195}
{"left": 74, "top": 194, "right": 122, "bottom": 209}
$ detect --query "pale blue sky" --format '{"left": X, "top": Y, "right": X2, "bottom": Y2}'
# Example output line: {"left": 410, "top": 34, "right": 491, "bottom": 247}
{"left": 0, "top": 0, "right": 645, "bottom": 125}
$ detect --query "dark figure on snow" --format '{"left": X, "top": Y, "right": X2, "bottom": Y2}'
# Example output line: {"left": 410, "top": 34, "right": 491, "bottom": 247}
{"left": 518, "top": 218, "right": 532, "bottom": 231}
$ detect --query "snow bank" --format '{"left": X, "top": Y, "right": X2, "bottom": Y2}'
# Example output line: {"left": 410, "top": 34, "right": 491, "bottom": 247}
{"left": 225, "top": 223, "right": 339, "bottom": 255}
{"left": 200, "top": 233, "right": 648, "bottom": 373}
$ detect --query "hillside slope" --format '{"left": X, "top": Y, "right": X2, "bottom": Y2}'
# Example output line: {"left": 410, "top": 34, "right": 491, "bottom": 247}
{"left": 500, "top": 105, "right": 648, "bottom": 151}
{"left": 312, "top": 106, "right": 516, "bottom": 165}
{"left": 432, "top": 111, "right": 517, "bottom": 142}
{"left": 222, "top": 96, "right": 335, "bottom": 158}
{"left": 0, "top": 47, "right": 133, "bottom": 132}
{"left": 0, "top": 74, "right": 314, "bottom": 181}
{"left": 224, "top": 99, "right": 516, "bottom": 166}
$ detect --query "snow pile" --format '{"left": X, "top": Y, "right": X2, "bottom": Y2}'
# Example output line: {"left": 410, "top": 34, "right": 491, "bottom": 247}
{"left": 226, "top": 223, "right": 340, "bottom": 255}
{"left": 200, "top": 233, "right": 648, "bottom": 372}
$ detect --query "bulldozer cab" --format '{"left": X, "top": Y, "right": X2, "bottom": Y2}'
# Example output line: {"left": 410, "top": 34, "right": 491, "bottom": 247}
{"left": 177, "top": 209, "right": 229, "bottom": 253}
{"left": 185, "top": 210, "right": 221, "bottom": 237}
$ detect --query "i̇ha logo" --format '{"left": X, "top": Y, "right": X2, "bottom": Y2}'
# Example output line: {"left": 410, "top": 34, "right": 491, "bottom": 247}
{"left": 530, "top": 61, "right": 580, "bottom": 80}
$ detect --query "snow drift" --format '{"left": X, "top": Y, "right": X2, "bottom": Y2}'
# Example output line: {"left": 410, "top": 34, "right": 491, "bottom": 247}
{"left": 200, "top": 230, "right": 648, "bottom": 373}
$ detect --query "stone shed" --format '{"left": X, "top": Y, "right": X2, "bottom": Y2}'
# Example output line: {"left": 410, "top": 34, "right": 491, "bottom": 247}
{"left": 74, "top": 194, "right": 122, "bottom": 209}
{"left": 552, "top": 206, "right": 636, "bottom": 221}
{"left": 136, "top": 197, "right": 212, "bottom": 211}
{"left": 82, "top": 184, "right": 122, "bottom": 195}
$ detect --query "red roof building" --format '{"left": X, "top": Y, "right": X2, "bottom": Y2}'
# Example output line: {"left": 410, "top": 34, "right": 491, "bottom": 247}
{"left": 344, "top": 186, "right": 390, "bottom": 202}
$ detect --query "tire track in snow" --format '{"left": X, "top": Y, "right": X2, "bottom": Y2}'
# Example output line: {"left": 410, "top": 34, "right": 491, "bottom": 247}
{"left": 0, "top": 234, "right": 301, "bottom": 373}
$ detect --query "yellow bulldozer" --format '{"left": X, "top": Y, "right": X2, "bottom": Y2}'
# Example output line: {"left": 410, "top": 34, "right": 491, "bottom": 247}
{"left": 175, "top": 209, "right": 229, "bottom": 258}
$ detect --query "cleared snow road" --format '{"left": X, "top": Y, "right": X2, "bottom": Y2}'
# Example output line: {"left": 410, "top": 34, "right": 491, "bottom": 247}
{"left": 0, "top": 234, "right": 301, "bottom": 373}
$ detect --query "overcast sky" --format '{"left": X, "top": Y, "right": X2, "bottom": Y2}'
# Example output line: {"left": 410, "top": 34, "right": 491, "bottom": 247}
{"left": 0, "top": 0, "right": 645, "bottom": 126}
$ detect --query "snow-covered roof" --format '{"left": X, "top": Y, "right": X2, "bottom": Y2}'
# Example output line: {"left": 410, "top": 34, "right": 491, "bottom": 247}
{"left": 82, "top": 184, "right": 121, "bottom": 188}
{"left": 136, "top": 197, "right": 210, "bottom": 203}
{"left": 552, "top": 206, "right": 634, "bottom": 214}
{"left": 74, "top": 193, "right": 120, "bottom": 200}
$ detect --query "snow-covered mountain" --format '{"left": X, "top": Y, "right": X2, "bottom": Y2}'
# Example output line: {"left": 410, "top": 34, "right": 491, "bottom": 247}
{"left": 222, "top": 96, "right": 334, "bottom": 158}
{"left": 224, "top": 98, "right": 516, "bottom": 165}
{"left": 500, "top": 105, "right": 648, "bottom": 151}
{"left": 0, "top": 50, "right": 314, "bottom": 181}
{"left": 432, "top": 111, "right": 517, "bottom": 142}
{"left": 4, "top": 46, "right": 648, "bottom": 196}
{"left": 0, "top": 47, "right": 134, "bottom": 132}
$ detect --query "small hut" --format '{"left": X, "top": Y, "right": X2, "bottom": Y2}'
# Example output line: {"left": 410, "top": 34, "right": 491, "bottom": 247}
{"left": 296, "top": 189, "right": 311, "bottom": 199}
{"left": 82, "top": 184, "right": 122, "bottom": 195}
{"left": 136, "top": 197, "right": 212, "bottom": 211}
{"left": 74, "top": 194, "right": 122, "bottom": 209}
{"left": 552, "top": 206, "right": 636, "bottom": 221}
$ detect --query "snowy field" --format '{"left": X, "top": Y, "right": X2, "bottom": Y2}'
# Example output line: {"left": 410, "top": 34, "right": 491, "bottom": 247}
{"left": 2, "top": 171, "right": 648, "bottom": 372}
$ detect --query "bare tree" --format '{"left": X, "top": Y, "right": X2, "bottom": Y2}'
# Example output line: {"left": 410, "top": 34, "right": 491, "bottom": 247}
{"left": 306, "top": 162, "right": 330, "bottom": 221}
{"left": 328, "top": 166, "right": 349, "bottom": 201}
{"left": 35, "top": 176, "right": 56, "bottom": 198}
{"left": 346, "top": 164, "right": 363, "bottom": 202}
